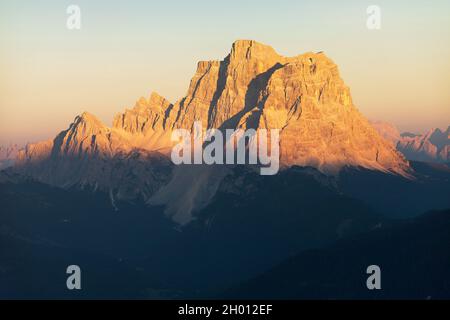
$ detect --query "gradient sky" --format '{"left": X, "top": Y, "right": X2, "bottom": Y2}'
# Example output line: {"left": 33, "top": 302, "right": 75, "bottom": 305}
{"left": 1, "top": 0, "right": 449, "bottom": 145}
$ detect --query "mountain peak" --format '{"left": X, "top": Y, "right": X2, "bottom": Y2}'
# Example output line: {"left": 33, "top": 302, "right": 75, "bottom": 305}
{"left": 71, "top": 112, "right": 107, "bottom": 134}
{"left": 13, "top": 40, "right": 414, "bottom": 222}
{"left": 230, "top": 39, "right": 280, "bottom": 61}
{"left": 77, "top": 111, "right": 103, "bottom": 124}
{"left": 133, "top": 92, "right": 171, "bottom": 110}
{"left": 148, "top": 92, "right": 172, "bottom": 111}
{"left": 112, "top": 91, "right": 173, "bottom": 137}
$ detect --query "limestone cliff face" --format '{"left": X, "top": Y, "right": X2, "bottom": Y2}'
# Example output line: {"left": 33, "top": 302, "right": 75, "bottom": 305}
{"left": 114, "top": 40, "right": 408, "bottom": 174}
{"left": 168, "top": 40, "right": 284, "bottom": 130}
{"left": 252, "top": 51, "right": 404, "bottom": 174}
{"left": 165, "top": 40, "right": 409, "bottom": 174}
{"left": 14, "top": 40, "right": 411, "bottom": 202}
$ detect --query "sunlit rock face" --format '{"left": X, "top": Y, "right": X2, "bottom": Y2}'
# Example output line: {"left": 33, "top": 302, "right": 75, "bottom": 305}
{"left": 13, "top": 40, "right": 411, "bottom": 209}
{"left": 163, "top": 40, "right": 410, "bottom": 175}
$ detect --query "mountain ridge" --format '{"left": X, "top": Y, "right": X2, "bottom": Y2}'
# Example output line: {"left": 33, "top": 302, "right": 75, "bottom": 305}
{"left": 16, "top": 40, "right": 409, "bottom": 173}
{"left": 10, "top": 40, "right": 413, "bottom": 222}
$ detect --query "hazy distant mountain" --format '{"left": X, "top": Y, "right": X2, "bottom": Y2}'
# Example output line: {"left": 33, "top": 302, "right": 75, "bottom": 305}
{"left": 0, "top": 144, "right": 20, "bottom": 170}
{"left": 372, "top": 122, "right": 449, "bottom": 163}
{"left": 397, "top": 127, "right": 449, "bottom": 163}
{"left": 11, "top": 40, "right": 411, "bottom": 224}
{"left": 369, "top": 120, "right": 401, "bottom": 146}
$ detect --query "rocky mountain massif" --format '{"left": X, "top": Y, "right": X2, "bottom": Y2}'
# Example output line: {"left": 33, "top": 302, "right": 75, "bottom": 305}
{"left": 10, "top": 40, "right": 413, "bottom": 222}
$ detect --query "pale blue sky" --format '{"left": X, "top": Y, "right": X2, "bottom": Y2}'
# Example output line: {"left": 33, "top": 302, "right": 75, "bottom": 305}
{"left": 1, "top": 0, "right": 449, "bottom": 144}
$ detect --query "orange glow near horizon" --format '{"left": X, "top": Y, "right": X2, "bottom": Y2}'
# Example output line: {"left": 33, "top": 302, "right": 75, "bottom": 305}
{"left": 1, "top": 1, "right": 449, "bottom": 145}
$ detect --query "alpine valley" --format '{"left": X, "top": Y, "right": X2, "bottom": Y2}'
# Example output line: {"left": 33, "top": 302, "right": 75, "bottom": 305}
{"left": 1, "top": 41, "right": 449, "bottom": 299}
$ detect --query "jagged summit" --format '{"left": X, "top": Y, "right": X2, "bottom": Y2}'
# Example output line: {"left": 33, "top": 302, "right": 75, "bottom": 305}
{"left": 113, "top": 91, "right": 173, "bottom": 134}
{"left": 73, "top": 111, "right": 107, "bottom": 132}
{"left": 79, "top": 111, "right": 100, "bottom": 121}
